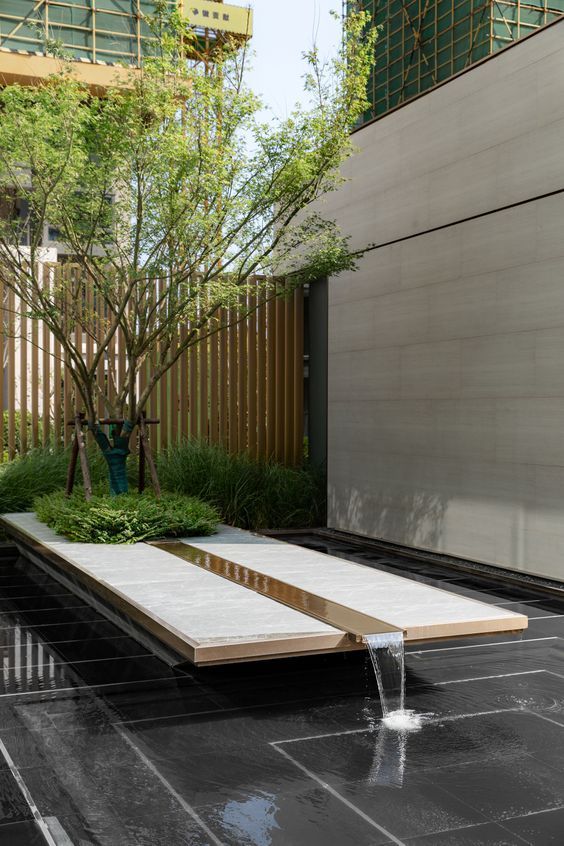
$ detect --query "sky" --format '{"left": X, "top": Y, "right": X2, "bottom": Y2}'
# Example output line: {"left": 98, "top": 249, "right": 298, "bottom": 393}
{"left": 245, "top": 1, "right": 341, "bottom": 117}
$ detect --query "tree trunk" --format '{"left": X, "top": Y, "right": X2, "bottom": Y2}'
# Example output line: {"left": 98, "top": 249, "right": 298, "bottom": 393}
{"left": 91, "top": 421, "right": 133, "bottom": 496}
{"left": 99, "top": 449, "right": 129, "bottom": 495}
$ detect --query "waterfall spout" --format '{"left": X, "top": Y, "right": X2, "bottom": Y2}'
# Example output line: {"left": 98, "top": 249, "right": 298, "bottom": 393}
{"left": 364, "top": 631, "right": 422, "bottom": 731}
{"left": 364, "top": 632, "right": 405, "bottom": 716}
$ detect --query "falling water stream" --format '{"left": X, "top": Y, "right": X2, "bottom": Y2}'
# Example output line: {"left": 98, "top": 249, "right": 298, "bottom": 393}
{"left": 364, "top": 632, "right": 422, "bottom": 731}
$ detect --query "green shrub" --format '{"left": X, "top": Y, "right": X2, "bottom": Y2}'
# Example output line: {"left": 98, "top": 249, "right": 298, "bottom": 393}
{"left": 0, "top": 438, "right": 326, "bottom": 531}
{"left": 157, "top": 440, "right": 326, "bottom": 530}
{"left": 0, "top": 448, "right": 68, "bottom": 514}
{"left": 34, "top": 490, "right": 218, "bottom": 544}
{"left": 0, "top": 446, "right": 138, "bottom": 514}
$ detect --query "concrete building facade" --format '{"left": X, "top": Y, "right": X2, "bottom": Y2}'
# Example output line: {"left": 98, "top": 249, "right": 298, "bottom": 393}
{"left": 324, "top": 20, "right": 564, "bottom": 581}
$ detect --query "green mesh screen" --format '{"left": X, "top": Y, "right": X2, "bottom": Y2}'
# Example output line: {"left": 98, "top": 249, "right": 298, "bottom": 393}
{"left": 0, "top": 0, "right": 175, "bottom": 65}
{"left": 358, "top": 0, "right": 564, "bottom": 124}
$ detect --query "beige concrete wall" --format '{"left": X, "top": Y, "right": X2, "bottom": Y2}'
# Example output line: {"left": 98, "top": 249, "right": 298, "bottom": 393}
{"left": 325, "top": 21, "right": 564, "bottom": 581}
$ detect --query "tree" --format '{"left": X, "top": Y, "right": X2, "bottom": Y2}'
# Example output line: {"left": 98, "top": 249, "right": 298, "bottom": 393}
{"left": 0, "top": 4, "right": 375, "bottom": 494}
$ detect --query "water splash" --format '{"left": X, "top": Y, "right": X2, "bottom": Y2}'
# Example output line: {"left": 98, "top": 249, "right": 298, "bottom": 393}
{"left": 364, "top": 632, "right": 422, "bottom": 731}
{"left": 382, "top": 709, "right": 423, "bottom": 731}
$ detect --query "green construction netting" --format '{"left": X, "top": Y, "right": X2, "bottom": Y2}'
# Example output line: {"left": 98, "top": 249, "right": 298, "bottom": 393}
{"left": 0, "top": 0, "right": 174, "bottom": 64}
{"left": 356, "top": 0, "right": 564, "bottom": 124}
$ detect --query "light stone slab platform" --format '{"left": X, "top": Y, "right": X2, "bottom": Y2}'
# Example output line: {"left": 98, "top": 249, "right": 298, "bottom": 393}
{"left": 1, "top": 515, "right": 527, "bottom": 665}
{"left": 2, "top": 514, "right": 349, "bottom": 665}
{"left": 182, "top": 526, "right": 528, "bottom": 642}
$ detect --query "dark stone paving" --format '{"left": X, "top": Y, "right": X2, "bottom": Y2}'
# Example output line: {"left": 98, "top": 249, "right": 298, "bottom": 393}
{"left": 0, "top": 539, "right": 563, "bottom": 845}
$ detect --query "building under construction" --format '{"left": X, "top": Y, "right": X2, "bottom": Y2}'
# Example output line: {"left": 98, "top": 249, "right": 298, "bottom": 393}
{"left": 0, "top": 0, "right": 252, "bottom": 90}
{"left": 0, "top": 1, "right": 252, "bottom": 247}
{"left": 360, "top": 0, "right": 564, "bottom": 122}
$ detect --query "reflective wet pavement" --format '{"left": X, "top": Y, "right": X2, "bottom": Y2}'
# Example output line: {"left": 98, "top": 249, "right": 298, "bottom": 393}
{"left": 1, "top": 538, "right": 564, "bottom": 845}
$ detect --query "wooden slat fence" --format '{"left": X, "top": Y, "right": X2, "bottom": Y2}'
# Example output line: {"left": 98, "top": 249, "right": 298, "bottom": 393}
{"left": 0, "top": 264, "right": 304, "bottom": 465}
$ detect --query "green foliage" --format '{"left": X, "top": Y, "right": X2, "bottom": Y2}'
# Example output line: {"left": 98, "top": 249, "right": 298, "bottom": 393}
{"left": 0, "top": 440, "right": 326, "bottom": 531}
{"left": 0, "top": 446, "right": 136, "bottom": 514}
{"left": 2, "top": 410, "right": 53, "bottom": 461}
{"left": 0, "top": 449, "right": 68, "bottom": 514}
{"left": 157, "top": 440, "right": 326, "bottom": 531}
{"left": 34, "top": 490, "right": 218, "bottom": 544}
{"left": 0, "top": 6, "right": 375, "bottom": 429}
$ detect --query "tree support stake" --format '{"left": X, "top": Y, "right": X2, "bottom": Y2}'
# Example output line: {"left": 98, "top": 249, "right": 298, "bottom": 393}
{"left": 65, "top": 412, "right": 92, "bottom": 500}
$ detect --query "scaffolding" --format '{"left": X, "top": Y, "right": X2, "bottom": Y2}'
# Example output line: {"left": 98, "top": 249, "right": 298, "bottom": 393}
{"left": 0, "top": 0, "right": 252, "bottom": 89}
{"left": 359, "top": 0, "right": 564, "bottom": 123}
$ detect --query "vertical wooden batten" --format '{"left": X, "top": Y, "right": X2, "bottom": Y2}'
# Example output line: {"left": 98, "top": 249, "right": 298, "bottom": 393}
{"left": 0, "top": 268, "right": 304, "bottom": 465}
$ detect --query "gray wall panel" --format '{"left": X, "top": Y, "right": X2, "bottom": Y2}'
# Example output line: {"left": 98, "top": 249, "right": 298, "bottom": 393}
{"left": 325, "top": 21, "right": 564, "bottom": 580}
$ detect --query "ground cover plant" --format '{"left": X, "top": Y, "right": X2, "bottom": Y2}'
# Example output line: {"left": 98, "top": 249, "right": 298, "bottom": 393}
{"left": 0, "top": 441, "right": 325, "bottom": 530}
{"left": 34, "top": 489, "right": 218, "bottom": 544}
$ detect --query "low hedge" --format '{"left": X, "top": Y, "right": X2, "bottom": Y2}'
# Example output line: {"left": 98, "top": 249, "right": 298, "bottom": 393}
{"left": 34, "top": 490, "right": 218, "bottom": 544}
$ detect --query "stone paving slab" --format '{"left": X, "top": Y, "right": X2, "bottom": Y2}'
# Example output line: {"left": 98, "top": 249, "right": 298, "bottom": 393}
{"left": 1, "top": 514, "right": 351, "bottom": 665}
{"left": 0, "top": 515, "right": 527, "bottom": 664}
{"left": 182, "top": 526, "right": 528, "bottom": 642}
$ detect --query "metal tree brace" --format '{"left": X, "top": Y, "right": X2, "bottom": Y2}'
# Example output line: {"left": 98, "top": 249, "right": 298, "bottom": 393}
{"left": 65, "top": 412, "right": 161, "bottom": 500}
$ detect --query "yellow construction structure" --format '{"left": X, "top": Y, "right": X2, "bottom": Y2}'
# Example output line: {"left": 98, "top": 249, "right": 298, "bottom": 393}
{"left": 0, "top": 0, "right": 253, "bottom": 91}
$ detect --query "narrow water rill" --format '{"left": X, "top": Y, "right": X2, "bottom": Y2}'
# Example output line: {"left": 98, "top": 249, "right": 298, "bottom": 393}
{"left": 364, "top": 632, "right": 421, "bottom": 730}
